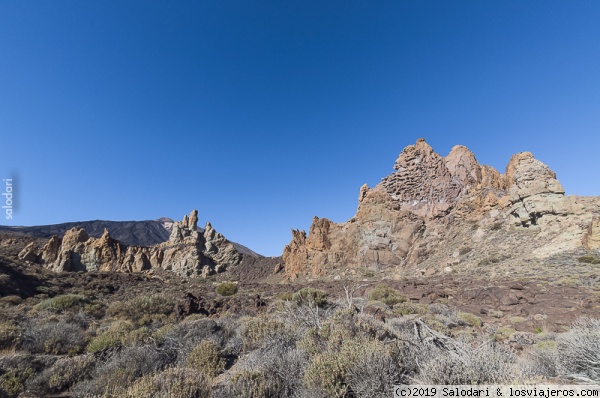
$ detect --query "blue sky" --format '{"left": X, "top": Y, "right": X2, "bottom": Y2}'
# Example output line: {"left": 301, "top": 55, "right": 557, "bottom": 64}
{"left": 1, "top": 1, "right": 599, "bottom": 256}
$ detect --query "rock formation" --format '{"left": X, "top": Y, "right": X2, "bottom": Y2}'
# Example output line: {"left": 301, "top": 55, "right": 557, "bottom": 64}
{"left": 27, "top": 210, "right": 245, "bottom": 277}
{"left": 283, "top": 138, "right": 600, "bottom": 278}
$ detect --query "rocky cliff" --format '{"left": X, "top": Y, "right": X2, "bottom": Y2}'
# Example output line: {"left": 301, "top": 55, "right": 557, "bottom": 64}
{"left": 283, "top": 138, "right": 600, "bottom": 278}
{"left": 19, "top": 210, "right": 245, "bottom": 277}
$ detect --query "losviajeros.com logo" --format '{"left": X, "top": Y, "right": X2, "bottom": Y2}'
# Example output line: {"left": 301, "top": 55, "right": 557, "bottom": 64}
{"left": 3, "top": 178, "right": 12, "bottom": 220}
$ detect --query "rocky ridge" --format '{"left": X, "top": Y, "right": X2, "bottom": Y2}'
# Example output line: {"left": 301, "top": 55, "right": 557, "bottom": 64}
{"left": 283, "top": 138, "right": 600, "bottom": 278}
{"left": 18, "top": 210, "right": 245, "bottom": 277}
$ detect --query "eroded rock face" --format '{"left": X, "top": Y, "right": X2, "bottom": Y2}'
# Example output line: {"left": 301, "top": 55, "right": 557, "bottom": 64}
{"left": 283, "top": 138, "right": 600, "bottom": 278}
{"left": 33, "top": 210, "right": 244, "bottom": 277}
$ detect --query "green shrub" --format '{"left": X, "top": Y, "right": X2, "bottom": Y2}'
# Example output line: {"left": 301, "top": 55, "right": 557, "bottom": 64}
{"left": 0, "top": 322, "right": 22, "bottom": 350}
{"left": 368, "top": 285, "right": 406, "bottom": 307}
{"left": 34, "top": 294, "right": 88, "bottom": 312}
{"left": 292, "top": 287, "right": 328, "bottom": 308}
{"left": 0, "top": 368, "right": 33, "bottom": 397}
{"left": 492, "top": 327, "right": 516, "bottom": 341}
{"left": 86, "top": 321, "right": 135, "bottom": 353}
{"left": 216, "top": 281, "right": 238, "bottom": 296}
{"left": 186, "top": 340, "right": 225, "bottom": 378}
{"left": 393, "top": 302, "right": 429, "bottom": 316}
{"left": 578, "top": 255, "right": 600, "bottom": 264}
{"left": 457, "top": 312, "right": 483, "bottom": 327}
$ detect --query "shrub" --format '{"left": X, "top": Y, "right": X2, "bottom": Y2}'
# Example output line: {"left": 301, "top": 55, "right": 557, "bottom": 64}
{"left": 77, "top": 345, "right": 173, "bottom": 397}
{"left": 21, "top": 319, "right": 87, "bottom": 355}
{"left": 120, "top": 367, "right": 211, "bottom": 398}
{"left": 107, "top": 294, "right": 174, "bottom": 324}
{"left": 492, "top": 327, "right": 516, "bottom": 341}
{"left": 186, "top": 339, "right": 225, "bottom": 378}
{"left": 33, "top": 294, "right": 89, "bottom": 312}
{"left": 346, "top": 341, "right": 401, "bottom": 398}
{"left": 241, "top": 315, "right": 287, "bottom": 351}
{"left": 457, "top": 312, "right": 483, "bottom": 327}
{"left": 0, "top": 295, "right": 22, "bottom": 307}
{"left": 292, "top": 287, "right": 328, "bottom": 308}
{"left": 418, "top": 339, "right": 515, "bottom": 384}
{"left": 51, "top": 358, "right": 89, "bottom": 390}
{"left": 0, "top": 368, "right": 33, "bottom": 397}
{"left": 304, "top": 350, "right": 348, "bottom": 397}
{"left": 578, "top": 255, "right": 600, "bottom": 264}
{"left": 216, "top": 281, "right": 238, "bottom": 296}
{"left": 159, "top": 318, "right": 223, "bottom": 362}
{"left": 368, "top": 285, "right": 406, "bottom": 307}
{"left": 393, "top": 302, "right": 429, "bottom": 316}
{"left": 459, "top": 246, "right": 473, "bottom": 255}
{"left": 490, "top": 221, "right": 503, "bottom": 231}
{"left": 520, "top": 345, "right": 558, "bottom": 380}
{"left": 86, "top": 320, "right": 134, "bottom": 354}
{"left": 0, "top": 321, "right": 22, "bottom": 350}
{"left": 224, "top": 370, "right": 280, "bottom": 398}
{"left": 556, "top": 317, "right": 600, "bottom": 383}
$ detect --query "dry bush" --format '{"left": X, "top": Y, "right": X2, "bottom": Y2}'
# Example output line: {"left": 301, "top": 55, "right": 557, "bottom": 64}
{"left": 74, "top": 345, "right": 173, "bottom": 397}
{"left": 0, "top": 354, "right": 53, "bottom": 398}
{"left": 519, "top": 344, "right": 559, "bottom": 380}
{"left": 186, "top": 339, "right": 226, "bottom": 378}
{"left": 107, "top": 293, "right": 175, "bottom": 325}
{"left": 346, "top": 341, "right": 402, "bottom": 398}
{"left": 27, "top": 355, "right": 95, "bottom": 395}
{"left": 417, "top": 338, "right": 515, "bottom": 384}
{"left": 216, "top": 343, "right": 308, "bottom": 398}
{"left": 216, "top": 315, "right": 244, "bottom": 356}
{"left": 21, "top": 318, "right": 87, "bottom": 355}
{"left": 556, "top": 317, "right": 600, "bottom": 383}
{"left": 241, "top": 315, "right": 291, "bottom": 351}
{"left": 214, "top": 369, "right": 281, "bottom": 398}
{"left": 118, "top": 366, "right": 211, "bottom": 398}
{"left": 159, "top": 318, "right": 224, "bottom": 363}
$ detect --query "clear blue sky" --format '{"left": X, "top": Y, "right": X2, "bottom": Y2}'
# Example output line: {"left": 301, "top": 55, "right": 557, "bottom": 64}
{"left": 1, "top": 1, "right": 599, "bottom": 256}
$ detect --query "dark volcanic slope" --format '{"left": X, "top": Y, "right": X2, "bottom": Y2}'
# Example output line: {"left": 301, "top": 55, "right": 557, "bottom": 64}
{"left": 0, "top": 219, "right": 172, "bottom": 247}
{"left": 0, "top": 218, "right": 262, "bottom": 257}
